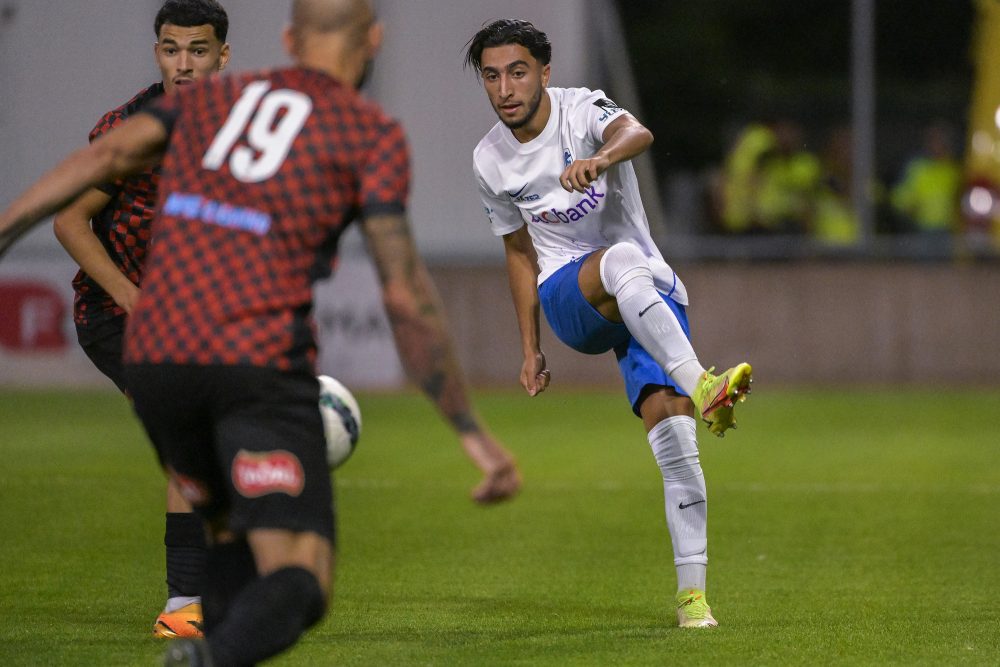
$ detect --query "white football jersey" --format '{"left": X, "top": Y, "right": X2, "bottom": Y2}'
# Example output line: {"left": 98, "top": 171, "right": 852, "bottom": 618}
{"left": 473, "top": 86, "right": 687, "bottom": 304}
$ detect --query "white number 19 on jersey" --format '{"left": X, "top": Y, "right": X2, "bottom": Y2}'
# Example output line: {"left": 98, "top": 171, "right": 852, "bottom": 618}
{"left": 202, "top": 80, "right": 313, "bottom": 184}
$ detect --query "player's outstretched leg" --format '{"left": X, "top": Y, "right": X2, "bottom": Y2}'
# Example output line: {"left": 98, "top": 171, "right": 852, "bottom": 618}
{"left": 676, "top": 588, "right": 718, "bottom": 628}
{"left": 693, "top": 363, "right": 753, "bottom": 437}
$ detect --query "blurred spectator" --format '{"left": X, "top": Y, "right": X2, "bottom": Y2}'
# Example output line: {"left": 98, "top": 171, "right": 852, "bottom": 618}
{"left": 717, "top": 120, "right": 821, "bottom": 235}
{"left": 890, "top": 120, "right": 962, "bottom": 237}
{"left": 812, "top": 125, "right": 860, "bottom": 246}
{"left": 714, "top": 123, "right": 772, "bottom": 234}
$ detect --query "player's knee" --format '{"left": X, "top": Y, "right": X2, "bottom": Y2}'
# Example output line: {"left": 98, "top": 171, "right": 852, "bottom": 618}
{"left": 599, "top": 242, "right": 651, "bottom": 295}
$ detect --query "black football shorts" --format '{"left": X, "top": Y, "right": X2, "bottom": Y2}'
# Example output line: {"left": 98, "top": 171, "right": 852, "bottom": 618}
{"left": 78, "top": 324, "right": 129, "bottom": 394}
{"left": 124, "top": 364, "right": 334, "bottom": 542}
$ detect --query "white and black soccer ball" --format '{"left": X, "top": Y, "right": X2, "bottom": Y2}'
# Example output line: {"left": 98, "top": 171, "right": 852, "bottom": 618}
{"left": 317, "top": 375, "right": 362, "bottom": 469}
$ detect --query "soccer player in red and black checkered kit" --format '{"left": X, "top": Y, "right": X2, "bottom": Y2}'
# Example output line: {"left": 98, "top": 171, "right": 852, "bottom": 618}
{"left": 51, "top": 0, "right": 232, "bottom": 640}
{"left": 0, "top": 0, "right": 520, "bottom": 663}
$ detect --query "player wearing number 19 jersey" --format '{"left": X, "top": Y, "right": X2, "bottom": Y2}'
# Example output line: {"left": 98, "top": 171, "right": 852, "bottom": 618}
{"left": 124, "top": 66, "right": 407, "bottom": 371}
{"left": 121, "top": 61, "right": 406, "bottom": 663}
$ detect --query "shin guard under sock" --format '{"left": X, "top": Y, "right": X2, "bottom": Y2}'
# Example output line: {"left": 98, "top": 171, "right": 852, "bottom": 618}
{"left": 165, "top": 512, "right": 207, "bottom": 599}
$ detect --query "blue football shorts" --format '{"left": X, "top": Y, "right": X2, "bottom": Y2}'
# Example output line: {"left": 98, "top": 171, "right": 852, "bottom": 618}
{"left": 538, "top": 252, "right": 691, "bottom": 416}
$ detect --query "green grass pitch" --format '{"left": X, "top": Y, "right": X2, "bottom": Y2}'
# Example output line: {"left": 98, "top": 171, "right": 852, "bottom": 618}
{"left": 1, "top": 387, "right": 998, "bottom": 665}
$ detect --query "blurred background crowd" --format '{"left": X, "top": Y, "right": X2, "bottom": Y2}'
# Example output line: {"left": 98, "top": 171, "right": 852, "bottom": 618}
{"left": 709, "top": 117, "right": 960, "bottom": 243}
{"left": 616, "top": 0, "right": 1000, "bottom": 260}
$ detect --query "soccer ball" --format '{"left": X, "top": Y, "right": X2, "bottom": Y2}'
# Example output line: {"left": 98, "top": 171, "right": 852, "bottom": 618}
{"left": 318, "top": 375, "right": 362, "bottom": 469}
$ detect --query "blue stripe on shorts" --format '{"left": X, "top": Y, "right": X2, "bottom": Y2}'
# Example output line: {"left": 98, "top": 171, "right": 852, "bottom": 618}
{"left": 538, "top": 252, "right": 692, "bottom": 416}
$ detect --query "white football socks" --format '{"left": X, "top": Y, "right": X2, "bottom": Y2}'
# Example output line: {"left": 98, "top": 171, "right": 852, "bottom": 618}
{"left": 164, "top": 595, "right": 201, "bottom": 613}
{"left": 648, "top": 415, "right": 708, "bottom": 592}
{"left": 599, "top": 243, "right": 705, "bottom": 396}
{"left": 602, "top": 243, "right": 710, "bottom": 593}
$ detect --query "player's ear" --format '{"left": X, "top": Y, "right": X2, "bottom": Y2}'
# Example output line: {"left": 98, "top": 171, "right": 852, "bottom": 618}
{"left": 282, "top": 24, "right": 297, "bottom": 60}
{"left": 218, "top": 43, "right": 231, "bottom": 72}
{"left": 542, "top": 63, "right": 551, "bottom": 87}
{"left": 367, "top": 21, "right": 384, "bottom": 58}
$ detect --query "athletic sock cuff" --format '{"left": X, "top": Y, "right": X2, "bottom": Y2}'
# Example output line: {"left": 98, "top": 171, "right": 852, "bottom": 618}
{"left": 165, "top": 512, "right": 207, "bottom": 547}
{"left": 648, "top": 415, "right": 697, "bottom": 442}
{"left": 674, "top": 553, "right": 709, "bottom": 567}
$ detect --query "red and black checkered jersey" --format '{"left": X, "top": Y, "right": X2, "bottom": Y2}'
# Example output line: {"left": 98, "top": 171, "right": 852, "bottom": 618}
{"left": 73, "top": 82, "right": 164, "bottom": 342}
{"left": 124, "top": 67, "right": 410, "bottom": 372}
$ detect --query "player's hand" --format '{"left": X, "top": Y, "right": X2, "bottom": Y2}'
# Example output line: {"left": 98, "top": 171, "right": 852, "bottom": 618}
{"left": 521, "top": 351, "right": 551, "bottom": 397}
{"left": 560, "top": 156, "right": 610, "bottom": 193}
{"left": 114, "top": 283, "right": 141, "bottom": 315}
{"left": 459, "top": 430, "right": 522, "bottom": 505}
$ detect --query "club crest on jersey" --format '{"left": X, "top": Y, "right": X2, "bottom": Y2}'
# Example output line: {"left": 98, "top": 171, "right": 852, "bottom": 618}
{"left": 530, "top": 186, "right": 605, "bottom": 225}
{"left": 563, "top": 149, "right": 573, "bottom": 166}
{"left": 593, "top": 97, "right": 623, "bottom": 123}
{"left": 232, "top": 449, "right": 305, "bottom": 498}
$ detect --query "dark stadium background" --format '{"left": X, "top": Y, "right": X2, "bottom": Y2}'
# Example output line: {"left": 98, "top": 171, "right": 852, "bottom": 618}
{"left": 616, "top": 1, "right": 973, "bottom": 179}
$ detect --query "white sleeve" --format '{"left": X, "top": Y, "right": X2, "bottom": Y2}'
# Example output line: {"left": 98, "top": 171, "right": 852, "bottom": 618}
{"left": 473, "top": 158, "right": 524, "bottom": 237}
{"left": 577, "top": 88, "right": 630, "bottom": 145}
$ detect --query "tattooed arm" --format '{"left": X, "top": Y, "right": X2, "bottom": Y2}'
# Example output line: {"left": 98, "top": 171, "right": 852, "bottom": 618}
{"left": 361, "top": 213, "right": 521, "bottom": 503}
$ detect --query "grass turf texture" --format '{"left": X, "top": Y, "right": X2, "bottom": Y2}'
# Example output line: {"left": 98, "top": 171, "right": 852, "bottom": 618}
{"left": 0, "top": 388, "right": 998, "bottom": 665}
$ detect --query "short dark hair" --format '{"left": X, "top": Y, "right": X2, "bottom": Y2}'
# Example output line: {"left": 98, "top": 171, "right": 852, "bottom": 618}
{"left": 464, "top": 19, "right": 551, "bottom": 74}
{"left": 155, "top": 0, "right": 229, "bottom": 42}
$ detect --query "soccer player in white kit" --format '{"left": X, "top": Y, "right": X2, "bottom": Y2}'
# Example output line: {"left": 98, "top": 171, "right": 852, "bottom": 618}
{"left": 466, "top": 19, "right": 753, "bottom": 628}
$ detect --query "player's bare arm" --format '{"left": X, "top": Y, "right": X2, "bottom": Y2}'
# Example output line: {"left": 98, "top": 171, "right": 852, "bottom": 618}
{"left": 0, "top": 114, "right": 168, "bottom": 259}
{"left": 53, "top": 189, "right": 141, "bottom": 314}
{"left": 362, "top": 212, "right": 474, "bottom": 422}
{"left": 560, "top": 114, "right": 654, "bottom": 193}
{"left": 363, "top": 212, "right": 521, "bottom": 503}
{"left": 502, "top": 226, "right": 550, "bottom": 396}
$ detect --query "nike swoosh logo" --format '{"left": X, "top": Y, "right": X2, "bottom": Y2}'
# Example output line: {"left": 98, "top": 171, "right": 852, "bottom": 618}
{"left": 638, "top": 301, "right": 661, "bottom": 317}
{"left": 702, "top": 378, "right": 731, "bottom": 417}
{"left": 678, "top": 499, "right": 706, "bottom": 509}
{"left": 506, "top": 183, "right": 528, "bottom": 198}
